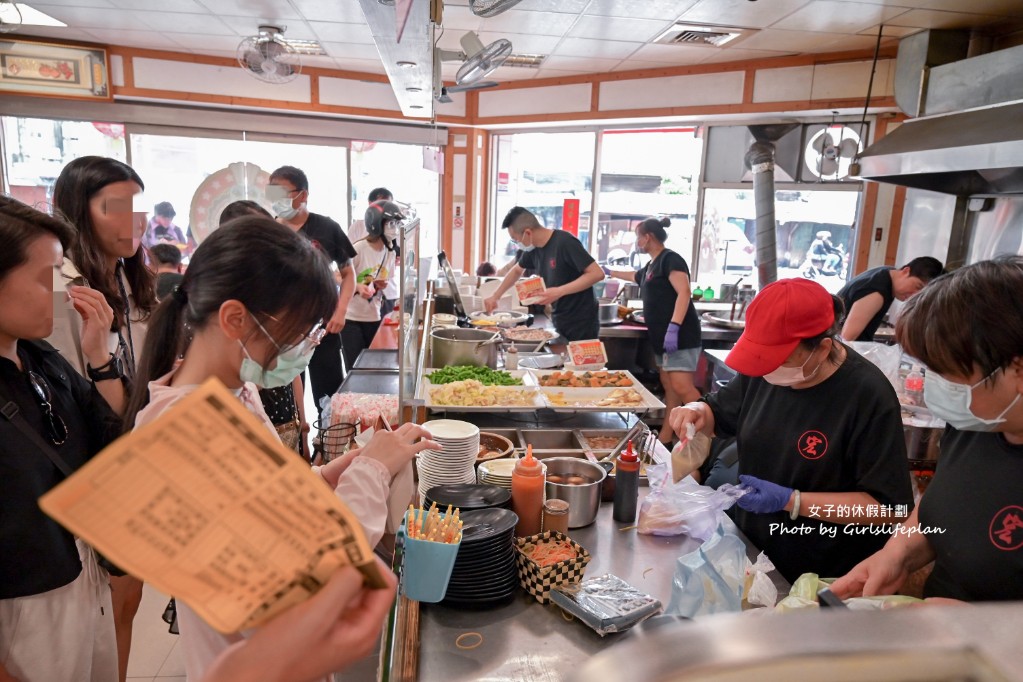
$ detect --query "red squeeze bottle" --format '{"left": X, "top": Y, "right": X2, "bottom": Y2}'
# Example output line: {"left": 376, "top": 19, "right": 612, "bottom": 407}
{"left": 613, "top": 440, "right": 640, "bottom": 523}
{"left": 512, "top": 445, "right": 545, "bottom": 537}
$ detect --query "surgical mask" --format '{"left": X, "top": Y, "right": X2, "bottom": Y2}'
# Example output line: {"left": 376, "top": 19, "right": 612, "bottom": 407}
{"left": 762, "top": 349, "right": 822, "bottom": 387}
{"left": 923, "top": 370, "right": 1021, "bottom": 431}
{"left": 273, "top": 198, "right": 300, "bottom": 220}
{"left": 384, "top": 222, "right": 399, "bottom": 250}
{"left": 515, "top": 238, "right": 536, "bottom": 253}
{"left": 239, "top": 317, "right": 323, "bottom": 389}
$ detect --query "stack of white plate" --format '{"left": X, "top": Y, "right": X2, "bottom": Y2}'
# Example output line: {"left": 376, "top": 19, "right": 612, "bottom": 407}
{"left": 477, "top": 457, "right": 546, "bottom": 490}
{"left": 418, "top": 420, "right": 480, "bottom": 503}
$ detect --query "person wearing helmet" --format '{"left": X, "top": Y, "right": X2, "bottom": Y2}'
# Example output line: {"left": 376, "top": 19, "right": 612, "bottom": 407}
{"left": 348, "top": 188, "right": 399, "bottom": 318}
{"left": 341, "top": 200, "right": 402, "bottom": 372}
{"left": 836, "top": 256, "right": 944, "bottom": 341}
{"left": 669, "top": 279, "right": 913, "bottom": 583}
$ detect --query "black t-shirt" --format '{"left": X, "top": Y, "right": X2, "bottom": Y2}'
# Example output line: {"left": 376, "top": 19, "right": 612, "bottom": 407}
{"left": 299, "top": 213, "right": 356, "bottom": 270}
{"left": 837, "top": 266, "right": 894, "bottom": 341}
{"left": 705, "top": 346, "right": 913, "bottom": 582}
{"left": 0, "top": 341, "right": 122, "bottom": 599}
{"left": 918, "top": 428, "right": 1023, "bottom": 601}
{"left": 636, "top": 249, "right": 701, "bottom": 354}
{"left": 517, "top": 230, "right": 598, "bottom": 341}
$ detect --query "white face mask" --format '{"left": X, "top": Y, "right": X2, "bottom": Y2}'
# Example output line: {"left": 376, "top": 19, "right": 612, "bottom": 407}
{"left": 273, "top": 198, "right": 301, "bottom": 220}
{"left": 923, "top": 370, "right": 1021, "bottom": 432}
{"left": 763, "top": 349, "right": 822, "bottom": 387}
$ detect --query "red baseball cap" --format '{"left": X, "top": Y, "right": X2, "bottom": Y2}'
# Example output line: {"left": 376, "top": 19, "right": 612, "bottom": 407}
{"left": 726, "top": 278, "right": 835, "bottom": 377}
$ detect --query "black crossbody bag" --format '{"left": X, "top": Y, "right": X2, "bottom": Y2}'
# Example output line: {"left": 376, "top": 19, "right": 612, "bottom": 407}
{"left": 0, "top": 398, "right": 128, "bottom": 577}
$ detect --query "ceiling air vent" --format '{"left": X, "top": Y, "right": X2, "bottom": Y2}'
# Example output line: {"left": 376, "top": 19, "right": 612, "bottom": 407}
{"left": 653, "top": 23, "right": 754, "bottom": 48}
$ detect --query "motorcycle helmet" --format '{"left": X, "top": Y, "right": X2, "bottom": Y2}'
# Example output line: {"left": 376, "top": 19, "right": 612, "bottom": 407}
{"left": 365, "top": 199, "right": 404, "bottom": 251}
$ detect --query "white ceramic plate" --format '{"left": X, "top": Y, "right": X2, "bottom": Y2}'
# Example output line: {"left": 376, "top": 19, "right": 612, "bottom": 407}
{"left": 422, "top": 419, "right": 480, "bottom": 440}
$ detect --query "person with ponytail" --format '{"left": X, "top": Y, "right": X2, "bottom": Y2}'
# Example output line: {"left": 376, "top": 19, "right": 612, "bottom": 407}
{"left": 607, "top": 217, "right": 702, "bottom": 444}
{"left": 48, "top": 155, "right": 157, "bottom": 682}
{"left": 0, "top": 197, "right": 121, "bottom": 682}
{"left": 124, "top": 216, "right": 436, "bottom": 681}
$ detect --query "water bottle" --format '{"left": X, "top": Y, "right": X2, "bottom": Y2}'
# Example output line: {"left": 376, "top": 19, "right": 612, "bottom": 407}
{"left": 905, "top": 369, "right": 924, "bottom": 406}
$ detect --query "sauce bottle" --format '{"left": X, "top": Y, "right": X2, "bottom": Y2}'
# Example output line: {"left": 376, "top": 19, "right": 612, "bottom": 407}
{"left": 613, "top": 440, "right": 640, "bottom": 523}
{"left": 512, "top": 445, "right": 545, "bottom": 537}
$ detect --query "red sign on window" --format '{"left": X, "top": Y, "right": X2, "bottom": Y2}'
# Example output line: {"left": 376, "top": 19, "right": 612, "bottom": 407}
{"left": 562, "top": 198, "right": 580, "bottom": 237}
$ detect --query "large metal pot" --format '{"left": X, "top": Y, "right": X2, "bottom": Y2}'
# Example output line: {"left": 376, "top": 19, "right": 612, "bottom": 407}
{"left": 543, "top": 457, "right": 607, "bottom": 528}
{"left": 430, "top": 327, "right": 501, "bottom": 368}
{"left": 598, "top": 298, "right": 619, "bottom": 325}
{"left": 619, "top": 283, "right": 641, "bottom": 301}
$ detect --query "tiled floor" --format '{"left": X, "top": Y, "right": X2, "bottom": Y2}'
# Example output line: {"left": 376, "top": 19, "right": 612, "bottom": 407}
{"left": 126, "top": 584, "right": 184, "bottom": 682}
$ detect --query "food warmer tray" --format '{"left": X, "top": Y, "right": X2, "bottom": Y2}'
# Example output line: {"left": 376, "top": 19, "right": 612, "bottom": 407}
{"left": 417, "top": 369, "right": 544, "bottom": 412}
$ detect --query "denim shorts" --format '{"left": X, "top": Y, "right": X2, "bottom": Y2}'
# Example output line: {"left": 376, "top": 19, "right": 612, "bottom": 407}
{"left": 656, "top": 346, "right": 700, "bottom": 372}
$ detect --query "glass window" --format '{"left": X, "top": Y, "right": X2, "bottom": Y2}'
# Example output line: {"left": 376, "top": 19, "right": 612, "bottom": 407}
{"left": 349, "top": 140, "right": 440, "bottom": 257}
{"left": 490, "top": 132, "right": 596, "bottom": 268}
{"left": 697, "top": 188, "right": 861, "bottom": 295}
{"left": 595, "top": 128, "right": 702, "bottom": 268}
{"left": 1, "top": 116, "right": 127, "bottom": 209}
{"left": 129, "top": 133, "right": 347, "bottom": 248}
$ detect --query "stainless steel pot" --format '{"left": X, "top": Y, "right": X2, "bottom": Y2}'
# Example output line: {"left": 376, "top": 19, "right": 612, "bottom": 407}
{"left": 618, "top": 283, "right": 641, "bottom": 301}
{"left": 430, "top": 327, "right": 501, "bottom": 368}
{"left": 598, "top": 298, "right": 619, "bottom": 325}
{"left": 543, "top": 457, "right": 607, "bottom": 528}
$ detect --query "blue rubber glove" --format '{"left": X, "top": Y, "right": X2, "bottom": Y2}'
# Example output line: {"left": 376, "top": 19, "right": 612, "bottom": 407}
{"left": 736, "top": 475, "right": 794, "bottom": 514}
{"left": 663, "top": 322, "right": 681, "bottom": 354}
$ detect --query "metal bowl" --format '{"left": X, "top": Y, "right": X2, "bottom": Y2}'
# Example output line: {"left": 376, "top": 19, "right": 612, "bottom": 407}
{"left": 542, "top": 457, "right": 607, "bottom": 528}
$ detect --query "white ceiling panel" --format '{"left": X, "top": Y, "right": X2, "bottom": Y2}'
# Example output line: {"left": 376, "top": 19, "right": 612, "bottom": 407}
{"left": 107, "top": 0, "right": 207, "bottom": 9}
{"left": 584, "top": 0, "right": 700, "bottom": 20}
{"left": 437, "top": 30, "right": 561, "bottom": 55}
{"left": 627, "top": 42, "right": 720, "bottom": 61}
{"left": 82, "top": 28, "right": 185, "bottom": 49}
{"left": 568, "top": 15, "right": 670, "bottom": 42}
{"left": 847, "top": 0, "right": 1023, "bottom": 15}
{"left": 168, "top": 34, "right": 247, "bottom": 51}
{"left": 288, "top": 0, "right": 369, "bottom": 24}
{"left": 217, "top": 16, "right": 318, "bottom": 40}
{"left": 137, "top": 12, "right": 236, "bottom": 35}
{"left": 513, "top": 0, "right": 591, "bottom": 12}
{"left": 309, "top": 21, "right": 376, "bottom": 44}
{"left": 856, "top": 24, "right": 923, "bottom": 37}
{"left": 699, "top": 47, "right": 796, "bottom": 64}
{"left": 679, "top": 0, "right": 814, "bottom": 28}
{"left": 554, "top": 37, "right": 643, "bottom": 60}
{"left": 772, "top": 1, "right": 909, "bottom": 34}
{"left": 532, "top": 69, "right": 593, "bottom": 80}
{"left": 195, "top": 0, "right": 301, "bottom": 20}
{"left": 30, "top": 5, "right": 154, "bottom": 30}
{"left": 321, "top": 41, "right": 382, "bottom": 60}
{"left": 481, "top": 10, "right": 579, "bottom": 36}
{"left": 740, "top": 28, "right": 859, "bottom": 52}
{"left": 485, "top": 66, "right": 539, "bottom": 81}
{"left": 806, "top": 33, "right": 899, "bottom": 52}
{"left": 32, "top": 0, "right": 115, "bottom": 7}
{"left": 541, "top": 55, "right": 624, "bottom": 72}
{"left": 331, "top": 57, "right": 387, "bottom": 75}
{"left": 438, "top": 4, "right": 485, "bottom": 32}
{"left": 610, "top": 59, "right": 682, "bottom": 72}
{"left": 886, "top": 9, "right": 1004, "bottom": 30}
{"left": 8, "top": 26, "right": 101, "bottom": 42}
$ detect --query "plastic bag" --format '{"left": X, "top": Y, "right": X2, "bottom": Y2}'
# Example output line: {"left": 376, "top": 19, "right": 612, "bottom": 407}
{"left": 744, "top": 552, "right": 778, "bottom": 608}
{"left": 671, "top": 423, "right": 712, "bottom": 483}
{"left": 550, "top": 574, "right": 662, "bottom": 636}
{"left": 846, "top": 341, "right": 903, "bottom": 391}
{"left": 637, "top": 464, "right": 746, "bottom": 541}
{"left": 666, "top": 525, "right": 747, "bottom": 618}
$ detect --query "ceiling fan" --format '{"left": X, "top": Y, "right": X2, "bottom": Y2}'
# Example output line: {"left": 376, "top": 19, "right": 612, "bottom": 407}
{"left": 434, "top": 31, "right": 512, "bottom": 102}
{"left": 0, "top": 1, "right": 23, "bottom": 33}
{"left": 236, "top": 25, "right": 302, "bottom": 84}
{"left": 468, "top": 0, "right": 525, "bottom": 18}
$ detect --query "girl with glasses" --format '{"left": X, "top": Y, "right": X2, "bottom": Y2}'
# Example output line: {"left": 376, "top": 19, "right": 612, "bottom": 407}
{"left": 0, "top": 196, "right": 122, "bottom": 682}
{"left": 124, "top": 215, "right": 437, "bottom": 682}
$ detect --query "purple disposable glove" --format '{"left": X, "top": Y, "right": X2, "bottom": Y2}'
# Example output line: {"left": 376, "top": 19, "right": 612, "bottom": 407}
{"left": 736, "top": 475, "right": 793, "bottom": 514}
{"left": 663, "top": 322, "right": 681, "bottom": 354}
{"left": 600, "top": 264, "right": 611, "bottom": 276}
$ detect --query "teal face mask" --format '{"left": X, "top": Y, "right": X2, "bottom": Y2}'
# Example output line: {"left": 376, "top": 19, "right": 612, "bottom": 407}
{"left": 239, "top": 316, "right": 324, "bottom": 389}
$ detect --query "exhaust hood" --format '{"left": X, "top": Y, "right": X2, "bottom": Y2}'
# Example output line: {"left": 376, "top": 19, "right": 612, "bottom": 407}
{"left": 857, "top": 102, "right": 1023, "bottom": 196}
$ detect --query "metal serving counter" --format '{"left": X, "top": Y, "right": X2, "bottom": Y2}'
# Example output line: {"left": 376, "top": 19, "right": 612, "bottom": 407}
{"left": 413, "top": 490, "right": 788, "bottom": 682}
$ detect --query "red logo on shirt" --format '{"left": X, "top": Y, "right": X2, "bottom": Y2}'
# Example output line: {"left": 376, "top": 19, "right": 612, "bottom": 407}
{"left": 549, "top": 258, "right": 556, "bottom": 269}
{"left": 989, "top": 505, "right": 1023, "bottom": 551}
{"left": 797, "top": 430, "right": 828, "bottom": 460}
{"left": 310, "top": 239, "right": 323, "bottom": 251}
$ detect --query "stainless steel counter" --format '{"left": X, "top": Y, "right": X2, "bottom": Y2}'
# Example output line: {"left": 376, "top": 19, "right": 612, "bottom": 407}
{"left": 414, "top": 493, "right": 787, "bottom": 682}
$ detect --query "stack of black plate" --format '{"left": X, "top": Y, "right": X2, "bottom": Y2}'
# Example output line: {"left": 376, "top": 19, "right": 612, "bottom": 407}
{"left": 423, "top": 484, "right": 512, "bottom": 511}
{"left": 441, "top": 508, "right": 519, "bottom": 609}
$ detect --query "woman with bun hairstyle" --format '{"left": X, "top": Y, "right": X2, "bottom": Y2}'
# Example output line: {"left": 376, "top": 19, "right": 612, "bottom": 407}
{"left": 607, "top": 217, "right": 701, "bottom": 444}
{"left": 48, "top": 155, "right": 158, "bottom": 682}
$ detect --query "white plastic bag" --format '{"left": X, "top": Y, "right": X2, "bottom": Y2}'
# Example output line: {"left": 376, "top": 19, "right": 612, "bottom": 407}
{"left": 637, "top": 465, "right": 746, "bottom": 541}
{"left": 744, "top": 552, "right": 778, "bottom": 608}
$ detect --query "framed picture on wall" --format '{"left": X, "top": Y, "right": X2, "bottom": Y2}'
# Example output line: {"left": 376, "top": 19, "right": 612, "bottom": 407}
{"left": 0, "top": 38, "right": 110, "bottom": 100}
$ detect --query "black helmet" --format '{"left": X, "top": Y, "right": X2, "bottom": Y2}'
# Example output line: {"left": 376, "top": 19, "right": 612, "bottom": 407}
{"left": 365, "top": 199, "right": 404, "bottom": 250}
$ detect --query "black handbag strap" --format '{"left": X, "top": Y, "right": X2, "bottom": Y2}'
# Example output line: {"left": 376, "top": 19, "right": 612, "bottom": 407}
{"left": 0, "top": 398, "right": 74, "bottom": 477}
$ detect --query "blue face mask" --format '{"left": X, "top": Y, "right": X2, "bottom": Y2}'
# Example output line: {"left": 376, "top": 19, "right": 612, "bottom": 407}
{"left": 239, "top": 316, "right": 323, "bottom": 389}
{"left": 924, "top": 369, "right": 1021, "bottom": 432}
{"left": 272, "top": 198, "right": 299, "bottom": 220}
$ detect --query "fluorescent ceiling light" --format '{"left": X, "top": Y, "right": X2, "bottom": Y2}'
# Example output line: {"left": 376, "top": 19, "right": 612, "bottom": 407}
{"left": 1, "top": 3, "right": 67, "bottom": 27}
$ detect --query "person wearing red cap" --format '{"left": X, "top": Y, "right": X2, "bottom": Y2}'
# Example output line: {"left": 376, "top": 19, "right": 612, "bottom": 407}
{"left": 669, "top": 278, "right": 913, "bottom": 582}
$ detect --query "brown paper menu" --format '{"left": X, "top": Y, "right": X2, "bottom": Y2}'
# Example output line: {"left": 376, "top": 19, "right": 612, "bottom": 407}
{"left": 40, "top": 378, "right": 385, "bottom": 634}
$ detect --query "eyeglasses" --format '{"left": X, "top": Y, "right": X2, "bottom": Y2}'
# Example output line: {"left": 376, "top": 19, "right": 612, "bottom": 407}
{"left": 27, "top": 371, "right": 69, "bottom": 446}
{"left": 252, "top": 315, "right": 326, "bottom": 355}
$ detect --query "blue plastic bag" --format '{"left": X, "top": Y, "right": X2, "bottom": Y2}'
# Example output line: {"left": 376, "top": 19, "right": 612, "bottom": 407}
{"left": 665, "top": 524, "right": 748, "bottom": 618}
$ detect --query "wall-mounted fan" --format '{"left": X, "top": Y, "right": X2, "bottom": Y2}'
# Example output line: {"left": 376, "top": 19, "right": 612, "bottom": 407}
{"left": 804, "top": 124, "right": 862, "bottom": 180}
{"left": 470, "top": 0, "right": 525, "bottom": 18}
{"left": 0, "top": 1, "right": 24, "bottom": 33}
{"left": 237, "top": 25, "right": 301, "bottom": 84}
{"left": 434, "top": 31, "right": 511, "bottom": 103}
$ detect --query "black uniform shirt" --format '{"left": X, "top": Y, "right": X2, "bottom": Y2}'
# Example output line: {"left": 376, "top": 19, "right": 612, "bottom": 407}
{"left": 918, "top": 427, "right": 1023, "bottom": 601}
{"left": 705, "top": 346, "right": 913, "bottom": 582}
{"left": 0, "top": 340, "right": 121, "bottom": 599}
{"left": 299, "top": 213, "right": 356, "bottom": 270}
{"left": 636, "top": 249, "right": 701, "bottom": 354}
{"left": 837, "top": 266, "right": 894, "bottom": 341}
{"left": 517, "top": 229, "right": 598, "bottom": 342}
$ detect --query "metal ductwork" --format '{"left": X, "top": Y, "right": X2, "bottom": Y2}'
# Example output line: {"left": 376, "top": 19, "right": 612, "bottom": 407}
{"left": 745, "top": 124, "right": 799, "bottom": 286}
{"left": 858, "top": 32, "right": 1023, "bottom": 197}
